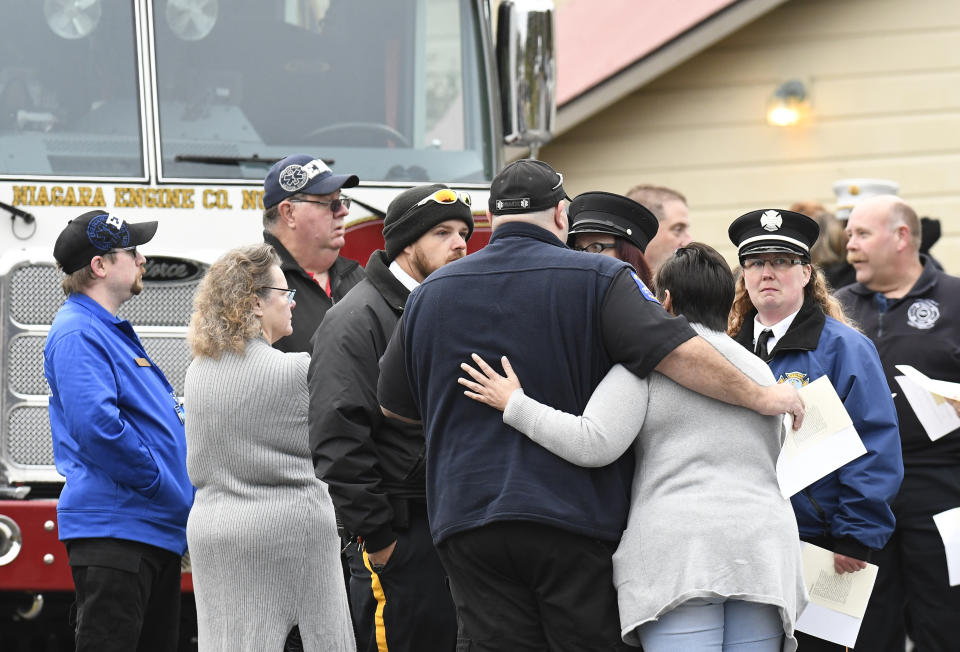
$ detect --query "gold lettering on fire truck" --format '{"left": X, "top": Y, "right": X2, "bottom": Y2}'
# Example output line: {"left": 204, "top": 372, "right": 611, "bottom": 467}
{"left": 242, "top": 189, "right": 264, "bottom": 210}
{"left": 11, "top": 185, "right": 107, "bottom": 207}
{"left": 202, "top": 188, "right": 233, "bottom": 209}
{"left": 114, "top": 187, "right": 196, "bottom": 209}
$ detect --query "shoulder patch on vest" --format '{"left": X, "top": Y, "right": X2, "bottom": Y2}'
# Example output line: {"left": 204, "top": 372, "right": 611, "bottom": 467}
{"left": 630, "top": 270, "right": 659, "bottom": 303}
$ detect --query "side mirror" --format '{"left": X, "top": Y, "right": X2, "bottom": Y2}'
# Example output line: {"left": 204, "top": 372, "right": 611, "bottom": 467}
{"left": 496, "top": 0, "right": 556, "bottom": 154}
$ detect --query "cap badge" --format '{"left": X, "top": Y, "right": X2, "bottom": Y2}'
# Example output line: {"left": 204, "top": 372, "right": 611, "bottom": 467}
{"left": 850, "top": 185, "right": 860, "bottom": 196}
{"left": 760, "top": 210, "right": 783, "bottom": 232}
{"left": 86, "top": 213, "right": 129, "bottom": 251}
{"left": 278, "top": 158, "right": 332, "bottom": 192}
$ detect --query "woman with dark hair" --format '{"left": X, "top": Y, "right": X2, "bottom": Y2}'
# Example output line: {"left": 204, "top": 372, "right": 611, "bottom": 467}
{"left": 567, "top": 191, "right": 656, "bottom": 287}
{"left": 184, "top": 243, "right": 354, "bottom": 652}
{"left": 458, "top": 243, "right": 806, "bottom": 651}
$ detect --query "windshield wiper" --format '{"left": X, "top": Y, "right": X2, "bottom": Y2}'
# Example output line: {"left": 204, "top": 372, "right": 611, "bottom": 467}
{"left": 174, "top": 154, "right": 334, "bottom": 166}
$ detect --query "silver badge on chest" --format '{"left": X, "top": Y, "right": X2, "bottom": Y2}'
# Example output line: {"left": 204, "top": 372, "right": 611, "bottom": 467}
{"left": 907, "top": 299, "right": 940, "bottom": 330}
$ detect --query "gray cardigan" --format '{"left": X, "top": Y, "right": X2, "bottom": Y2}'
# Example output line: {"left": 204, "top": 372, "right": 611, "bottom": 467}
{"left": 504, "top": 325, "right": 807, "bottom": 650}
{"left": 185, "top": 339, "right": 354, "bottom": 652}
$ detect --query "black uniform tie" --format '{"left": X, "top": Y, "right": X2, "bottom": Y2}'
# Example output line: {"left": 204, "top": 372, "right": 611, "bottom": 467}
{"left": 755, "top": 328, "right": 774, "bottom": 360}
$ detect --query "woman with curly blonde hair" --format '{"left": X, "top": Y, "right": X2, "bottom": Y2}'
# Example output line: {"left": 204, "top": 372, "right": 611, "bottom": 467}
{"left": 184, "top": 243, "right": 354, "bottom": 652}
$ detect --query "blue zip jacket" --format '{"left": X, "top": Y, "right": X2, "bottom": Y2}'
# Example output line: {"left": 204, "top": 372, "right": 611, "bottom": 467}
{"left": 44, "top": 293, "right": 194, "bottom": 555}
{"left": 734, "top": 298, "right": 903, "bottom": 558}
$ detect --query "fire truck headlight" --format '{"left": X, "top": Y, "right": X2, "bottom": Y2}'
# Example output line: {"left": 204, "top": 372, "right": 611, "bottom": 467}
{"left": 0, "top": 514, "right": 23, "bottom": 565}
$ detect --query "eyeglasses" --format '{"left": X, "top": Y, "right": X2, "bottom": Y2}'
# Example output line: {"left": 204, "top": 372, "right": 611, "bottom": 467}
{"left": 289, "top": 196, "right": 352, "bottom": 212}
{"left": 260, "top": 286, "right": 297, "bottom": 304}
{"left": 108, "top": 245, "right": 138, "bottom": 258}
{"left": 574, "top": 241, "right": 618, "bottom": 254}
{"left": 742, "top": 256, "right": 804, "bottom": 272}
{"left": 415, "top": 188, "right": 472, "bottom": 208}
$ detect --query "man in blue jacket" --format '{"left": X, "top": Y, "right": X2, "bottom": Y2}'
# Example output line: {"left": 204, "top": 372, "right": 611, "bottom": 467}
{"left": 44, "top": 210, "right": 194, "bottom": 652}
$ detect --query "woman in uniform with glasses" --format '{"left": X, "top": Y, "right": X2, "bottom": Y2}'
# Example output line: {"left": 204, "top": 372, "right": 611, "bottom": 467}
{"left": 728, "top": 209, "right": 903, "bottom": 652}
{"left": 567, "top": 191, "right": 658, "bottom": 288}
{"left": 184, "top": 243, "right": 354, "bottom": 652}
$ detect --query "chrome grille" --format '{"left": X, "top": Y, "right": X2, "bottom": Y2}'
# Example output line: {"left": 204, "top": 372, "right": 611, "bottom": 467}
{"left": 8, "top": 335, "right": 49, "bottom": 396}
{"left": 9, "top": 265, "right": 64, "bottom": 326}
{"left": 141, "top": 336, "right": 193, "bottom": 396}
{"left": 118, "top": 282, "right": 199, "bottom": 327}
{"left": 8, "top": 405, "right": 54, "bottom": 466}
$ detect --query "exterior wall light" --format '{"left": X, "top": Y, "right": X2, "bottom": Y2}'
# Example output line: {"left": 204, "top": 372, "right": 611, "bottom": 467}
{"left": 767, "top": 79, "right": 810, "bottom": 127}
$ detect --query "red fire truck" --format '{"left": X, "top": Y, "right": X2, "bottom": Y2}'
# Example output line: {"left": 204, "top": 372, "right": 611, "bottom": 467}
{"left": 0, "top": 0, "right": 555, "bottom": 648}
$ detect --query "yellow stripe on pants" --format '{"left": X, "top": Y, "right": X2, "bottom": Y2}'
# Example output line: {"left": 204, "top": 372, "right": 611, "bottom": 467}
{"left": 362, "top": 550, "right": 389, "bottom": 652}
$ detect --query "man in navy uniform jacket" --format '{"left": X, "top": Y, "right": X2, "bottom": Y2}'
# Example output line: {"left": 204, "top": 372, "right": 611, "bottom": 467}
{"left": 377, "top": 161, "right": 806, "bottom": 652}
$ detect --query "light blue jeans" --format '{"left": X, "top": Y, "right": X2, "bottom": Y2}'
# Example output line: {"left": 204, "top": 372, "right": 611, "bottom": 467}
{"left": 637, "top": 599, "right": 784, "bottom": 651}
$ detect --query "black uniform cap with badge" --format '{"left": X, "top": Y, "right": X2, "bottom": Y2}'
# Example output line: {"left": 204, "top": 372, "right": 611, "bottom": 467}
{"left": 263, "top": 153, "right": 360, "bottom": 209}
{"left": 567, "top": 191, "right": 659, "bottom": 252}
{"left": 54, "top": 210, "right": 158, "bottom": 274}
{"left": 728, "top": 209, "right": 820, "bottom": 263}
{"left": 488, "top": 159, "right": 569, "bottom": 215}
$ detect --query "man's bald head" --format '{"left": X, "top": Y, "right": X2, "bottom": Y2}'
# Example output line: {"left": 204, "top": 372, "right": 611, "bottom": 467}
{"left": 851, "top": 195, "right": 921, "bottom": 250}
{"left": 846, "top": 195, "right": 923, "bottom": 292}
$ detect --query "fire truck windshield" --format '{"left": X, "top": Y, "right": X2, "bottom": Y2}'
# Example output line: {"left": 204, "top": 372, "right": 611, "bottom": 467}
{"left": 0, "top": 0, "right": 494, "bottom": 184}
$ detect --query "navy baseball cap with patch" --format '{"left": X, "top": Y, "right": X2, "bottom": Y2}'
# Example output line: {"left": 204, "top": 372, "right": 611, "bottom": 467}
{"left": 728, "top": 209, "right": 820, "bottom": 261}
{"left": 263, "top": 154, "right": 359, "bottom": 209}
{"left": 54, "top": 210, "right": 158, "bottom": 274}
{"left": 488, "top": 159, "right": 569, "bottom": 215}
{"left": 567, "top": 191, "right": 659, "bottom": 252}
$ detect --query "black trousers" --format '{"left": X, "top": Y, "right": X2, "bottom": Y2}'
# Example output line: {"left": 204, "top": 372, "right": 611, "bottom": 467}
{"left": 851, "top": 464, "right": 960, "bottom": 652}
{"left": 437, "top": 521, "right": 631, "bottom": 652}
{"left": 795, "top": 629, "right": 847, "bottom": 650}
{"left": 66, "top": 538, "right": 182, "bottom": 652}
{"left": 347, "top": 504, "right": 457, "bottom": 652}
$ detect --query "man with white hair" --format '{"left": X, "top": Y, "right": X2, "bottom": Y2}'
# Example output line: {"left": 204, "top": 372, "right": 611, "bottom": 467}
{"left": 837, "top": 195, "right": 960, "bottom": 651}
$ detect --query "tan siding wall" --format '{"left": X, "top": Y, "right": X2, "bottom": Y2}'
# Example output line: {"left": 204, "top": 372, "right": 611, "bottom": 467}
{"left": 541, "top": 0, "right": 960, "bottom": 272}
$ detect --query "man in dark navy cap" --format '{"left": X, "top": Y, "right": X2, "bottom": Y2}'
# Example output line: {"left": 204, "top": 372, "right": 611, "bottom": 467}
{"left": 376, "top": 161, "right": 806, "bottom": 652}
{"left": 262, "top": 153, "right": 366, "bottom": 353}
{"left": 45, "top": 211, "right": 193, "bottom": 652}
{"left": 728, "top": 208, "right": 903, "bottom": 652}
{"left": 567, "top": 191, "right": 659, "bottom": 286}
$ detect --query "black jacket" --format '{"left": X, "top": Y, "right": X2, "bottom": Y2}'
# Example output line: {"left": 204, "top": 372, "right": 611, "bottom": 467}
{"left": 836, "top": 256, "right": 960, "bottom": 465}
{"left": 308, "top": 250, "right": 425, "bottom": 552}
{"left": 263, "top": 230, "right": 365, "bottom": 354}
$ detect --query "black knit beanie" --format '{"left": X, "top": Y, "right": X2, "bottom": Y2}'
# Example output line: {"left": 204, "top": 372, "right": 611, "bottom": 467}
{"left": 382, "top": 184, "right": 474, "bottom": 260}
